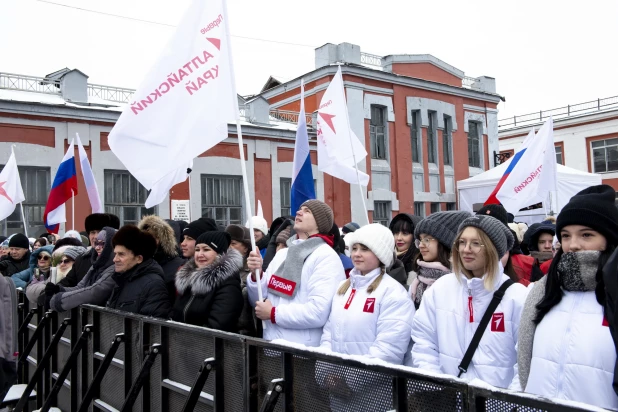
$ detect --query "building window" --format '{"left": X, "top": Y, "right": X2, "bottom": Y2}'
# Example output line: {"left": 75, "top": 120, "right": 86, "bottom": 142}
{"left": 427, "top": 111, "right": 437, "bottom": 164}
{"left": 370, "top": 105, "right": 387, "bottom": 160}
{"left": 468, "top": 121, "right": 482, "bottom": 168}
{"left": 592, "top": 138, "right": 618, "bottom": 173}
{"left": 0, "top": 166, "right": 50, "bottom": 236}
{"left": 555, "top": 144, "right": 564, "bottom": 165}
{"left": 443, "top": 115, "right": 453, "bottom": 166}
{"left": 414, "top": 202, "right": 425, "bottom": 218}
{"left": 201, "top": 175, "right": 243, "bottom": 227}
{"left": 280, "top": 178, "right": 291, "bottom": 217}
{"left": 411, "top": 110, "right": 421, "bottom": 163}
{"left": 373, "top": 201, "right": 391, "bottom": 226}
{"left": 446, "top": 203, "right": 456, "bottom": 211}
{"left": 430, "top": 203, "right": 440, "bottom": 214}
{"left": 104, "top": 170, "right": 155, "bottom": 226}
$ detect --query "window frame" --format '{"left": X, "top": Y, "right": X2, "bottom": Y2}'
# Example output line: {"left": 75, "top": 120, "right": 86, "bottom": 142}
{"left": 410, "top": 110, "right": 421, "bottom": 163}
{"left": 427, "top": 111, "right": 437, "bottom": 164}
{"left": 467, "top": 120, "right": 482, "bottom": 168}
{"left": 430, "top": 203, "right": 440, "bottom": 214}
{"left": 200, "top": 174, "right": 243, "bottom": 227}
{"left": 373, "top": 201, "right": 391, "bottom": 226}
{"left": 370, "top": 105, "right": 387, "bottom": 160}
{"left": 104, "top": 169, "right": 155, "bottom": 226}
{"left": 414, "top": 202, "right": 425, "bottom": 218}
{"left": 443, "top": 115, "right": 453, "bottom": 166}
{"left": 555, "top": 142, "right": 565, "bottom": 165}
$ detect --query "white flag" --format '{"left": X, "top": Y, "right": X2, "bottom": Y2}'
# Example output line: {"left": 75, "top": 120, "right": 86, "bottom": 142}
{"left": 257, "top": 200, "right": 264, "bottom": 219}
{"left": 108, "top": 0, "right": 237, "bottom": 191}
{"left": 76, "top": 134, "right": 103, "bottom": 213}
{"left": 496, "top": 117, "right": 557, "bottom": 213}
{"left": 317, "top": 66, "right": 370, "bottom": 186}
{"left": 0, "top": 150, "right": 26, "bottom": 221}
{"left": 145, "top": 162, "right": 192, "bottom": 209}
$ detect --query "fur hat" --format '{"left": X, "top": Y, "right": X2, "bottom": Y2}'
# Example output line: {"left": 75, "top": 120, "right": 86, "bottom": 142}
{"left": 414, "top": 211, "right": 472, "bottom": 250}
{"left": 246, "top": 216, "right": 268, "bottom": 237}
{"left": 196, "top": 231, "right": 232, "bottom": 255}
{"left": 53, "top": 237, "right": 83, "bottom": 251}
{"left": 84, "top": 213, "right": 119, "bottom": 233}
{"left": 183, "top": 217, "right": 218, "bottom": 241}
{"left": 138, "top": 215, "right": 178, "bottom": 256}
{"left": 457, "top": 215, "right": 515, "bottom": 257}
{"left": 345, "top": 223, "right": 395, "bottom": 268}
{"left": 8, "top": 233, "right": 29, "bottom": 249}
{"left": 225, "top": 225, "right": 251, "bottom": 249}
{"left": 112, "top": 225, "right": 157, "bottom": 261}
{"left": 476, "top": 204, "right": 508, "bottom": 226}
{"left": 300, "top": 200, "right": 334, "bottom": 234}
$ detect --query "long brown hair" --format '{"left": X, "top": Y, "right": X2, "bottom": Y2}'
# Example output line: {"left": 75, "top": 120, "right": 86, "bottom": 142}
{"left": 451, "top": 227, "right": 501, "bottom": 291}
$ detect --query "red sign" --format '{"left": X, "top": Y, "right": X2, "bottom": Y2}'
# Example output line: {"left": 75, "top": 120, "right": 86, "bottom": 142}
{"left": 363, "top": 298, "right": 376, "bottom": 313}
{"left": 491, "top": 313, "right": 505, "bottom": 332}
{"left": 267, "top": 275, "right": 296, "bottom": 297}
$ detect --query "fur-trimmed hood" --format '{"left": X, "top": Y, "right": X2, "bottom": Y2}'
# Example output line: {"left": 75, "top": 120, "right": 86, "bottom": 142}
{"left": 138, "top": 215, "right": 178, "bottom": 257}
{"left": 175, "top": 248, "right": 243, "bottom": 296}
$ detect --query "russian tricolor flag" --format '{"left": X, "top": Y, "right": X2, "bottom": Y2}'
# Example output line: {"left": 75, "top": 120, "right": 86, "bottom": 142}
{"left": 290, "top": 80, "right": 316, "bottom": 214}
{"left": 43, "top": 139, "right": 78, "bottom": 233}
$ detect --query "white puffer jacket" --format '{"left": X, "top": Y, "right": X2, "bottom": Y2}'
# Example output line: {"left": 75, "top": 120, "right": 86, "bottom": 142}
{"left": 525, "top": 290, "right": 618, "bottom": 410}
{"left": 411, "top": 271, "right": 528, "bottom": 388}
{"left": 247, "top": 239, "right": 345, "bottom": 347}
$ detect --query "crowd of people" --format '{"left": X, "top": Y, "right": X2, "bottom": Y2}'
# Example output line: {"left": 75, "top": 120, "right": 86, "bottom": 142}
{"left": 1, "top": 185, "right": 618, "bottom": 411}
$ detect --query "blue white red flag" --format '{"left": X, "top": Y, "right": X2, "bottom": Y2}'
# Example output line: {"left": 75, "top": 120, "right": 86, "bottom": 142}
{"left": 44, "top": 139, "right": 78, "bottom": 233}
{"left": 291, "top": 80, "right": 316, "bottom": 214}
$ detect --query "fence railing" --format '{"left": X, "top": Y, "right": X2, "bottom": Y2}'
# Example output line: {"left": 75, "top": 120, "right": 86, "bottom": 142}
{"left": 87, "top": 84, "right": 135, "bottom": 104}
{"left": 9, "top": 291, "right": 596, "bottom": 412}
{"left": 0, "top": 72, "right": 61, "bottom": 95}
{"left": 499, "top": 95, "right": 618, "bottom": 130}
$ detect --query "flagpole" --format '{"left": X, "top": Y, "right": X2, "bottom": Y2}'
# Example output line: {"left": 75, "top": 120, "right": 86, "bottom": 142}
{"left": 188, "top": 172, "right": 194, "bottom": 222}
{"left": 19, "top": 203, "right": 28, "bottom": 238}
{"left": 71, "top": 189, "right": 75, "bottom": 230}
{"left": 222, "top": 0, "right": 262, "bottom": 302}
{"left": 338, "top": 66, "right": 369, "bottom": 225}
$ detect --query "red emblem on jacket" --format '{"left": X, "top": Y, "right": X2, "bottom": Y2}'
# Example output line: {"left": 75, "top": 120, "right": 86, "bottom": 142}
{"left": 267, "top": 275, "right": 296, "bottom": 296}
{"left": 603, "top": 317, "right": 610, "bottom": 327}
{"left": 363, "top": 298, "right": 376, "bottom": 313}
{"left": 491, "top": 313, "right": 505, "bottom": 332}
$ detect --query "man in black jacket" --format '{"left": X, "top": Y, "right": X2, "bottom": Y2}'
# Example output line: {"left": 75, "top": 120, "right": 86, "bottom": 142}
{"left": 106, "top": 226, "right": 170, "bottom": 318}
{"left": 58, "top": 213, "right": 120, "bottom": 287}
{"left": 0, "top": 233, "right": 31, "bottom": 277}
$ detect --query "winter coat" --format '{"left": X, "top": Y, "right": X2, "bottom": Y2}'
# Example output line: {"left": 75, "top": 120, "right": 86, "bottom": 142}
{"left": 389, "top": 213, "right": 422, "bottom": 285}
{"left": 153, "top": 249, "right": 185, "bottom": 304}
{"left": 0, "top": 251, "right": 30, "bottom": 277}
{"left": 0, "top": 274, "right": 18, "bottom": 402}
{"left": 11, "top": 245, "right": 53, "bottom": 289}
{"left": 106, "top": 259, "right": 170, "bottom": 319}
{"left": 238, "top": 261, "right": 257, "bottom": 336}
{"left": 50, "top": 227, "right": 117, "bottom": 312}
{"left": 172, "top": 249, "right": 244, "bottom": 332}
{"left": 411, "top": 270, "right": 528, "bottom": 388}
{"left": 604, "top": 248, "right": 618, "bottom": 397}
{"left": 247, "top": 239, "right": 345, "bottom": 347}
{"left": 523, "top": 289, "right": 618, "bottom": 410}
{"left": 25, "top": 246, "right": 73, "bottom": 306}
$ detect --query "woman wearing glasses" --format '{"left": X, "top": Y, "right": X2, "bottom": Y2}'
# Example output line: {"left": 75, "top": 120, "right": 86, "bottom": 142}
{"left": 411, "top": 215, "right": 527, "bottom": 388}
{"left": 11, "top": 244, "right": 54, "bottom": 289}
{"left": 410, "top": 211, "right": 471, "bottom": 309}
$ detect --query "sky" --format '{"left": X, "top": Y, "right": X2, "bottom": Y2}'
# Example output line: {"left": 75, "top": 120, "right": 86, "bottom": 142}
{"left": 1, "top": 0, "right": 617, "bottom": 121}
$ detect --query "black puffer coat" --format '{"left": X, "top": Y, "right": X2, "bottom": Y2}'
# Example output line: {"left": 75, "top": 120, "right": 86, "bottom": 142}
{"left": 172, "top": 249, "right": 244, "bottom": 332}
{"left": 0, "top": 252, "right": 31, "bottom": 277}
{"left": 106, "top": 259, "right": 170, "bottom": 319}
{"left": 389, "top": 213, "right": 423, "bottom": 287}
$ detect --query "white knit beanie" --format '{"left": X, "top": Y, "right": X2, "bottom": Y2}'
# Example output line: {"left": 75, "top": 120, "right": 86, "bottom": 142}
{"left": 246, "top": 216, "right": 268, "bottom": 237}
{"left": 344, "top": 223, "right": 395, "bottom": 268}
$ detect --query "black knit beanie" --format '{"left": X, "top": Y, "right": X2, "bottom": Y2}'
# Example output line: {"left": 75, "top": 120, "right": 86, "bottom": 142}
{"left": 476, "top": 204, "right": 508, "bottom": 226}
{"left": 557, "top": 184, "right": 618, "bottom": 244}
{"left": 183, "top": 217, "right": 218, "bottom": 240}
{"left": 196, "top": 231, "right": 231, "bottom": 255}
{"left": 8, "top": 233, "right": 29, "bottom": 250}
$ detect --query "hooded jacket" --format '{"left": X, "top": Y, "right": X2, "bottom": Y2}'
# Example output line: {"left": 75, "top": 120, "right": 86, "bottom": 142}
{"left": 139, "top": 216, "right": 186, "bottom": 303}
{"left": 11, "top": 245, "right": 53, "bottom": 289}
{"left": 411, "top": 270, "right": 528, "bottom": 389}
{"left": 604, "top": 248, "right": 618, "bottom": 398}
{"left": 389, "top": 213, "right": 422, "bottom": 288}
{"left": 247, "top": 238, "right": 345, "bottom": 347}
{"left": 0, "top": 274, "right": 17, "bottom": 401}
{"left": 172, "top": 248, "right": 244, "bottom": 332}
{"left": 50, "top": 227, "right": 117, "bottom": 312}
{"left": 106, "top": 259, "right": 170, "bottom": 318}
{"left": 25, "top": 245, "right": 81, "bottom": 306}
{"left": 0, "top": 250, "right": 31, "bottom": 278}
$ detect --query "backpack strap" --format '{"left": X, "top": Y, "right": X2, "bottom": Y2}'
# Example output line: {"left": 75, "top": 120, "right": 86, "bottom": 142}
{"left": 457, "top": 279, "right": 515, "bottom": 378}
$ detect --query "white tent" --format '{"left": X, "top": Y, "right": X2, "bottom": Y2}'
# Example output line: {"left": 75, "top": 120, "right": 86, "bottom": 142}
{"left": 457, "top": 161, "right": 602, "bottom": 221}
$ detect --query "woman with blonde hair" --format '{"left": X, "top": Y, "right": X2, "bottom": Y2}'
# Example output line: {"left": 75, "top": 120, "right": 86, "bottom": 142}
{"left": 411, "top": 215, "right": 528, "bottom": 388}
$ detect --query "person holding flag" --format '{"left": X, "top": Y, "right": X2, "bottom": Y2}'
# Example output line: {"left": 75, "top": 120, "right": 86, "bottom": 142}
{"left": 43, "top": 139, "right": 78, "bottom": 234}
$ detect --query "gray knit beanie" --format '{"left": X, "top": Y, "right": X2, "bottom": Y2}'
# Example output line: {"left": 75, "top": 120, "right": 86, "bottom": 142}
{"left": 457, "top": 215, "right": 515, "bottom": 257}
{"left": 414, "top": 211, "right": 472, "bottom": 250}
{"left": 300, "top": 200, "right": 334, "bottom": 234}
{"left": 62, "top": 246, "right": 87, "bottom": 261}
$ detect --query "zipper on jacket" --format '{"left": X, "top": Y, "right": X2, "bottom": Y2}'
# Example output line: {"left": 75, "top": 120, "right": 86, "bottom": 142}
{"left": 184, "top": 294, "right": 196, "bottom": 323}
{"left": 468, "top": 289, "right": 474, "bottom": 323}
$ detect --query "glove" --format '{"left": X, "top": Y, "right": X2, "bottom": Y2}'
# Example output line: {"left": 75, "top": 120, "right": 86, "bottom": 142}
{"left": 45, "top": 282, "right": 60, "bottom": 296}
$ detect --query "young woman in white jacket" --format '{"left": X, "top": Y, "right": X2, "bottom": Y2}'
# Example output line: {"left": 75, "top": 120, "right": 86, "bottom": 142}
{"left": 517, "top": 185, "right": 618, "bottom": 410}
{"left": 317, "top": 223, "right": 414, "bottom": 412}
{"left": 411, "top": 215, "right": 528, "bottom": 388}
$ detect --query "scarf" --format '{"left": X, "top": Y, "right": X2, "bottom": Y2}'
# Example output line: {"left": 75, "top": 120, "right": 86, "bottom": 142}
{"left": 518, "top": 250, "right": 600, "bottom": 390}
{"left": 269, "top": 237, "right": 325, "bottom": 298}
{"left": 409, "top": 260, "right": 450, "bottom": 307}
{"left": 396, "top": 246, "right": 418, "bottom": 273}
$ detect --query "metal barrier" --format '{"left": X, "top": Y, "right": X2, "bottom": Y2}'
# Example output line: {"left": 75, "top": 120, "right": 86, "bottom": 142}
{"left": 13, "top": 291, "right": 596, "bottom": 412}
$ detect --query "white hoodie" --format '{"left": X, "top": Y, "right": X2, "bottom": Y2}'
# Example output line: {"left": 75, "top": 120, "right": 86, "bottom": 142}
{"left": 411, "top": 270, "right": 528, "bottom": 388}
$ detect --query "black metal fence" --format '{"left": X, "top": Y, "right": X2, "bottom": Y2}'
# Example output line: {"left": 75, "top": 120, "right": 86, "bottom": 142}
{"left": 10, "top": 291, "right": 595, "bottom": 412}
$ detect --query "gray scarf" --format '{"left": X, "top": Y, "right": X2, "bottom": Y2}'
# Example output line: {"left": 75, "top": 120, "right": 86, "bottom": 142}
{"left": 518, "top": 250, "right": 600, "bottom": 390}
{"left": 269, "top": 237, "right": 325, "bottom": 298}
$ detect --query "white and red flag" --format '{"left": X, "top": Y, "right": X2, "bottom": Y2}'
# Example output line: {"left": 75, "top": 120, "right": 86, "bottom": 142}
{"left": 108, "top": 0, "right": 237, "bottom": 203}
{"left": 317, "top": 66, "right": 370, "bottom": 186}
{"left": 0, "top": 149, "right": 25, "bottom": 222}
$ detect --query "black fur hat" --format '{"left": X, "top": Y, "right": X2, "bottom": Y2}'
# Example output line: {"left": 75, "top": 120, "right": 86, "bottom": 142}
{"left": 112, "top": 225, "right": 157, "bottom": 261}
